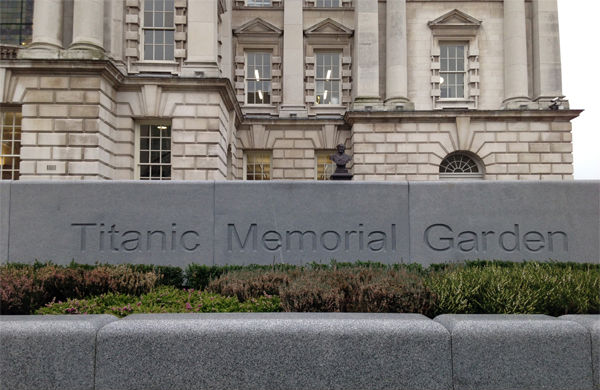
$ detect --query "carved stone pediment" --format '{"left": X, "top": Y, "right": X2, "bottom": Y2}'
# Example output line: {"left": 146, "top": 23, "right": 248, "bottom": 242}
{"left": 304, "top": 18, "right": 354, "bottom": 38}
{"left": 234, "top": 18, "right": 283, "bottom": 38}
{"left": 428, "top": 9, "right": 482, "bottom": 35}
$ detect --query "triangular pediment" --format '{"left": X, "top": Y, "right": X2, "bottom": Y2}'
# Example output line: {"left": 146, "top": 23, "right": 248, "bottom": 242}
{"left": 304, "top": 18, "right": 353, "bottom": 37}
{"left": 428, "top": 9, "right": 482, "bottom": 29}
{"left": 234, "top": 18, "right": 282, "bottom": 36}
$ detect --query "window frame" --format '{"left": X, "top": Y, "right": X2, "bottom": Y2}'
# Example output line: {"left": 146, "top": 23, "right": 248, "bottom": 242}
{"left": 141, "top": 0, "right": 176, "bottom": 63}
{"left": 439, "top": 152, "right": 484, "bottom": 180}
{"left": 315, "top": 150, "right": 336, "bottom": 180}
{"left": 243, "top": 150, "right": 272, "bottom": 181}
{"left": 314, "top": 52, "right": 342, "bottom": 105}
{"left": 439, "top": 43, "right": 467, "bottom": 100}
{"left": 0, "top": 0, "right": 33, "bottom": 46}
{"left": 0, "top": 109, "right": 21, "bottom": 180}
{"left": 245, "top": 0, "right": 272, "bottom": 6}
{"left": 316, "top": 0, "right": 341, "bottom": 7}
{"left": 245, "top": 51, "right": 273, "bottom": 105}
{"left": 134, "top": 122, "right": 172, "bottom": 180}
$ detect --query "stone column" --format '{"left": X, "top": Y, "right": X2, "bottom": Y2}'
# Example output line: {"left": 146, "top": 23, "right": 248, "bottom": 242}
{"left": 385, "top": 0, "right": 412, "bottom": 109}
{"left": 353, "top": 0, "right": 380, "bottom": 106}
{"left": 183, "top": 0, "right": 220, "bottom": 77}
{"left": 30, "top": 0, "right": 63, "bottom": 49}
{"left": 280, "top": 0, "right": 306, "bottom": 117}
{"left": 70, "top": 0, "right": 105, "bottom": 50}
{"left": 532, "top": 0, "right": 563, "bottom": 102}
{"left": 503, "top": 0, "right": 530, "bottom": 107}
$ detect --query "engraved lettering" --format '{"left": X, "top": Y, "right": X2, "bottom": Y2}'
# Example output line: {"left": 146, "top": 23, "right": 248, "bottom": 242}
{"left": 147, "top": 230, "right": 167, "bottom": 251}
{"left": 499, "top": 224, "right": 520, "bottom": 252}
{"left": 524, "top": 231, "right": 545, "bottom": 252}
{"left": 321, "top": 231, "right": 341, "bottom": 251}
{"left": 424, "top": 224, "right": 453, "bottom": 251}
{"left": 285, "top": 230, "right": 317, "bottom": 251}
{"left": 71, "top": 223, "right": 97, "bottom": 251}
{"left": 457, "top": 231, "right": 478, "bottom": 252}
{"left": 181, "top": 231, "right": 201, "bottom": 251}
{"left": 121, "top": 231, "right": 141, "bottom": 252}
{"left": 548, "top": 231, "right": 568, "bottom": 251}
{"left": 367, "top": 231, "right": 386, "bottom": 252}
{"left": 228, "top": 223, "right": 257, "bottom": 252}
{"left": 262, "top": 230, "right": 282, "bottom": 251}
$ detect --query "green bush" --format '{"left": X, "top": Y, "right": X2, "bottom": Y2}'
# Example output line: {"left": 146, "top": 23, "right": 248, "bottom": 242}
{"left": 207, "top": 269, "right": 298, "bottom": 302}
{"left": 427, "top": 262, "right": 600, "bottom": 316}
{"left": 0, "top": 263, "right": 158, "bottom": 314}
{"left": 36, "top": 286, "right": 281, "bottom": 317}
{"left": 279, "top": 267, "right": 434, "bottom": 313}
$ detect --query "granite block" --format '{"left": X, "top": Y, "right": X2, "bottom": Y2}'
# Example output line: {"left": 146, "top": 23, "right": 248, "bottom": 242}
{"left": 7, "top": 181, "right": 215, "bottom": 266}
{"left": 435, "top": 314, "right": 595, "bottom": 390}
{"left": 409, "top": 181, "right": 600, "bottom": 263}
{"left": 96, "top": 313, "right": 452, "bottom": 390}
{"left": 0, "top": 181, "right": 9, "bottom": 263}
{"left": 214, "top": 181, "right": 410, "bottom": 265}
{"left": 561, "top": 315, "right": 600, "bottom": 390}
{"left": 0, "top": 315, "right": 117, "bottom": 390}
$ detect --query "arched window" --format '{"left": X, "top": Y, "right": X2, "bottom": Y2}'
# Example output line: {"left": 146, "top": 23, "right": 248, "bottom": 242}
{"left": 439, "top": 152, "right": 484, "bottom": 180}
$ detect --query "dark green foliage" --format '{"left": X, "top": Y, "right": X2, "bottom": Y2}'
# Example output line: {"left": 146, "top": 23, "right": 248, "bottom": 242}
{"left": 427, "top": 262, "right": 600, "bottom": 316}
{"left": 2, "top": 260, "right": 598, "bottom": 316}
{"left": 36, "top": 286, "right": 281, "bottom": 317}
{"left": 0, "top": 263, "right": 157, "bottom": 314}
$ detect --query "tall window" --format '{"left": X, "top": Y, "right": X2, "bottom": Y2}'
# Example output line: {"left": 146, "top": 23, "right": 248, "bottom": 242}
{"left": 1, "top": 111, "right": 21, "bottom": 180}
{"left": 316, "top": 0, "right": 340, "bottom": 7}
{"left": 246, "top": 0, "right": 271, "bottom": 6}
{"left": 137, "top": 124, "right": 171, "bottom": 180}
{"left": 0, "top": 0, "right": 33, "bottom": 46}
{"left": 246, "top": 52, "right": 271, "bottom": 104}
{"left": 315, "top": 52, "right": 341, "bottom": 105}
{"left": 440, "top": 44, "right": 465, "bottom": 98}
{"left": 315, "top": 150, "right": 335, "bottom": 180}
{"left": 143, "top": 0, "right": 175, "bottom": 61}
{"left": 245, "top": 151, "right": 271, "bottom": 180}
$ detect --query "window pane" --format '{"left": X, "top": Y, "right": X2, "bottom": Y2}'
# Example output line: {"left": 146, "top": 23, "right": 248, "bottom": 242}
{"left": 154, "top": 12, "right": 163, "bottom": 27}
{"left": 164, "top": 11, "right": 174, "bottom": 27}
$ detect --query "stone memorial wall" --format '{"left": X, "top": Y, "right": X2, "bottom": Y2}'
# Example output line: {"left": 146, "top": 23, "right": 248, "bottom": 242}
{"left": 0, "top": 181, "right": 598, "bottom": 266}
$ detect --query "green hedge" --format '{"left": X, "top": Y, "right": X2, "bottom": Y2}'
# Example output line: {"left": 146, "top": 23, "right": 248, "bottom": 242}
{"left": 2, "top": 261, "right": 598, "bottom": 316}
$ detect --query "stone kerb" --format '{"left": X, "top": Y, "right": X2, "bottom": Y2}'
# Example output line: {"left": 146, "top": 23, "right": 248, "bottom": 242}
{"left": 1, "top": 180, "right": 599, "bottom": 265}
{"left": 95, "top": 313, "right": 452, "bottom": 390}
{"left": 561, "top": 315, "right": 600, "bottom": 390}
{"left": 0, "top": 315, "right": 118, "bottom": 390}
{"left": 434, "top": 314, "right": 596, "bottom": 390}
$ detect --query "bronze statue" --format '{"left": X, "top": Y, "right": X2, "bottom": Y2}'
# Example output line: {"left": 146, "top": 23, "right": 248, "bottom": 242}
{"left": 330, "top": 144, "right": 353, "bottom": 180}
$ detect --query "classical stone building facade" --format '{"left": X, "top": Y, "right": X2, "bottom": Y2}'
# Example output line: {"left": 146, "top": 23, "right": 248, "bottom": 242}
{"left": 0, "top": 0, "right": 579, "bottom": 181}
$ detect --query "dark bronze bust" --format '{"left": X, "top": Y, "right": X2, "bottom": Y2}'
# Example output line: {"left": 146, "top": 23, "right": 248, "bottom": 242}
{"left": 330, "top": 144, "right": 353, "bottom": 180}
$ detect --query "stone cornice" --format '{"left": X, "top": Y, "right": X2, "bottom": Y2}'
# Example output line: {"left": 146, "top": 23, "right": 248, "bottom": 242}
{"left": 344, "top": 109, "right": 584, "bottom": 124}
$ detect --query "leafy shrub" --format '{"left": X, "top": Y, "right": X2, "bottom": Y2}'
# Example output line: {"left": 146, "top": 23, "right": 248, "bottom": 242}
{"left": 36, "top": 286, "right": 281, "bottom": 317}
{"left": 427, "top": 262, "right": 600, "bottom": 316}
{"left": 186, "top": 263, "right": 299, "bottom": 290}
{"left": 279, "top": 267, "right": 434, "bottom": 313}
{"left": 0, "top": 263, "right": 157, "bottom": 314}
{"left": 207, "top": 269, "right": 298, "bottom": 302}
{"left": 0, "top": 267, "right": 45, "bottom": 314}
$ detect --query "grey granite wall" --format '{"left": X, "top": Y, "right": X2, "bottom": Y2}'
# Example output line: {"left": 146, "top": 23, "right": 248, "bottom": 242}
{"left": 1, "top": 314, "right": 598, "bottom": 390}
{"left": 0, "top": 181, "right": 598, "bottom": 265}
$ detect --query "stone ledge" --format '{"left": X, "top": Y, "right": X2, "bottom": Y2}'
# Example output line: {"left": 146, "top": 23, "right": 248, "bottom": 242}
{"left": 0, "top": 314, "right": 597, "bottom": 390}
{"left": 0, "top": 314, "right": 118, "bottom": 390}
